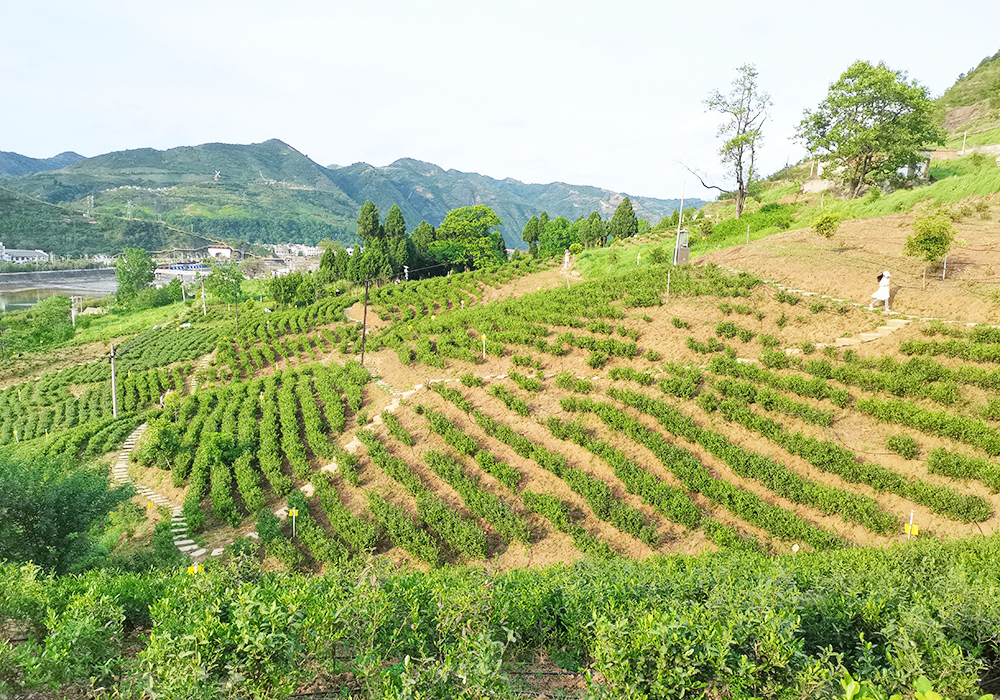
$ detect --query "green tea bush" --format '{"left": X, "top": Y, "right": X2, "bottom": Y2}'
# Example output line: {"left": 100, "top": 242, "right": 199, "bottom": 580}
{"left": 886, "top": 433, "right": 920, "bottom": 459}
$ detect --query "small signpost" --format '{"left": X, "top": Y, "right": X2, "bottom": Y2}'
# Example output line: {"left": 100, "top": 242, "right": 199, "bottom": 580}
{"left": 482, "top": 334, "right": 487, "bottom": 361}
{"left": 289, "top": 508, "right": 299, "bottom": 538}
{"left": 904, "top": 510, "right": 918, "bottom": 539}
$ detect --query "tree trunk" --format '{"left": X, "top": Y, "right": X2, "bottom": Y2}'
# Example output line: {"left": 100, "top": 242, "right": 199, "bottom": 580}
{"left": 734, "top": 189, "right": 746, "bottom": 218}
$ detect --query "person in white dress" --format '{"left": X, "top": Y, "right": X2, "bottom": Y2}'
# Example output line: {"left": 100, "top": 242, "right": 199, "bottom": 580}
{"left": 868, "top": 270, "right": 891, "bottom": 311}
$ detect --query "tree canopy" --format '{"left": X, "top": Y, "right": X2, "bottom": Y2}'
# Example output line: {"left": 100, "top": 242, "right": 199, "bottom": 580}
{"left": 0, "top": 452, "right": 133, "bottom": 573}
{"left": 608, "top": 198, "right": 639, "bottom": 241}
{"left": 797, "top": 61, "right": 944, "bottom": 198}
{"left": 206, "top": 259, "right": 245, "bottom": 332}
{"left": 428, "top": 205, "right": 505, "bottom": 270}
{"left": 904, "top": 210, "right": 957, "bottom": 273}
{"left": 115, "top": 248, "right": 155, "bottom": 302}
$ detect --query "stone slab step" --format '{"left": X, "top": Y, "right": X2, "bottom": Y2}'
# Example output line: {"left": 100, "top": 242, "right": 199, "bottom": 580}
{"left": 834, "top": 337, "right": 861, "bottom": 347}
{"left": 174, "top": 539, "right": 195, "bottom": 546}
{"left": 211, "top": 548, "right": 225, "bottom": 557}
{"left": 874, "top": 326, "right": 896, "bottom": 335}
{"left": 857, "top": 332, "right": 883, "bottom": 341}
{"left": 177, "top": 544, "right": 199, "bottom": 553}
{"left": 190, "top": 548, "right": 207, "bottom": 559}
{"left": 885, "top": 319, "right": 910, "bottom": 328}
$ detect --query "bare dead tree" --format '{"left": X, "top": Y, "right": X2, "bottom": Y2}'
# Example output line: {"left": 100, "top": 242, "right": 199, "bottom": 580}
{"left": 702, "top": 64, "right": 771, "bottom": 218}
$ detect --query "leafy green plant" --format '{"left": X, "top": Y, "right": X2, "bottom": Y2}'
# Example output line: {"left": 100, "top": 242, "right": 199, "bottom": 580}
{"left": 886, "top": 433, "right": 920, "bottom": 459}
{"left": 813, "top": 212, "right": 842, "bottom": 238}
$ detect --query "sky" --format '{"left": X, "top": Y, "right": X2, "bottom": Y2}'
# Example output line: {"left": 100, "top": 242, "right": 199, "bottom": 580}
{"left": 3, "top": 0, "right": 999, "bottom": 202}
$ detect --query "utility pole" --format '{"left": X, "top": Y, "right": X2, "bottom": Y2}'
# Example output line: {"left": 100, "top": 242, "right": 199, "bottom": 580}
{"left": 70, "top": 295, "right": 82, "bottom": 327}
{"left": 360, "top": 278, "right": 370, "bottom": 365}
{"left": 201, "top": 278, "right": 207, "bottom": 316}
{"left": 109, "top": 344, "right": 119, "bottom": 419}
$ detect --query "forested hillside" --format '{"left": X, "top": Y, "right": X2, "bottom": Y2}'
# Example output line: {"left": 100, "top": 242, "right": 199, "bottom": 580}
{"left": 0, "top": 139, "right": 699, "bottom": 252}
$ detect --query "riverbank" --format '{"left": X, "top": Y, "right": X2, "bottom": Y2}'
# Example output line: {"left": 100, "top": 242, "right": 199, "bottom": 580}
{"left": 0, "top": 267, "right": 115, "bottom": 290}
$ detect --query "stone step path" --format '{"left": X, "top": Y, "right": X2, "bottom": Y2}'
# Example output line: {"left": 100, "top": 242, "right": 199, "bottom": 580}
{"left": 112, "top": 423, "right": 217, "bottom": 563}
{"left": 717, "top": 276, "right": 915, "bottom": 355}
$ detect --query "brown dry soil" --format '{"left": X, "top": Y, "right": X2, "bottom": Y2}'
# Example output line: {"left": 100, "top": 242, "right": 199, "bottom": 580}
{"left": 702, "top": 211, "right": 1000, "bottom": 323}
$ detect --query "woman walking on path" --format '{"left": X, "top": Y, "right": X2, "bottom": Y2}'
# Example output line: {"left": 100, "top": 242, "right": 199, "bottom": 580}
{"left": 869, "top": 270, "right": 891, "bottom": 312}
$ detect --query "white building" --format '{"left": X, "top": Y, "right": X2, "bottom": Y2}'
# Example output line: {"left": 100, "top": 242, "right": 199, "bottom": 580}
{"left": 0, "top": 242, "right": 50, "bottom": 264}
{"left": 206, "top": 246, "right": 233, "bottom": 259}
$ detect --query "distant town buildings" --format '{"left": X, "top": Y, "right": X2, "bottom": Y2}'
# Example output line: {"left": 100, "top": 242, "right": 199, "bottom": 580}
{"left": 0, "top": 242, "right": 51, "bottom": 264}
{"left": 272, "top": 243, "right": 323, "bottom": 258}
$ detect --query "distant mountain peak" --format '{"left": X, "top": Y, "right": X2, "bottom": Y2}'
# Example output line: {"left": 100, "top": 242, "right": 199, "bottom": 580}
{"left": 0, "top": 150, "right": 86, "bottom": 177}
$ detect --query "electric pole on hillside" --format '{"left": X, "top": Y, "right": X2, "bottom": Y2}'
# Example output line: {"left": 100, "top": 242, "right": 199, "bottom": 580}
{"left": 201, "top": 279, "right": 207, "bottom": 316}
{"left": 360, "top": 278, "right": 370, "bottom": 365}
{"left": 70, "top": 296, "right": 82, "bottom": 327}
{"left": 108, "top": 344, "right": 119, "bottom": 419}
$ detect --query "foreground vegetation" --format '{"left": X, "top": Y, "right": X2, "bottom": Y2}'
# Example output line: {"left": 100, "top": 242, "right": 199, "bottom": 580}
{"left": 3, "top": 535, "right": 1000, "bottom": 699}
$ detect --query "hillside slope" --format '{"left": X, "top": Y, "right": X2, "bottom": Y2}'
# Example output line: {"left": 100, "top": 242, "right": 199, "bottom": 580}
{"left": 937, "top": 48, "right": 1000, "bottom": 146}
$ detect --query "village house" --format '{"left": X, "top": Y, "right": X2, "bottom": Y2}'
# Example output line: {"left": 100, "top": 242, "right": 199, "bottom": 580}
{"left": 0, "top": 242, "right": 51, "bottom": 264}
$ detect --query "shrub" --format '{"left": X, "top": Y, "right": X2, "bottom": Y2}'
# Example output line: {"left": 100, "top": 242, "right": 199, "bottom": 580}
{"left": 587, "top": 351, "right": 610, "bottom": 369}
{"left": 886, "top": 434, "right": 920, "bottom": 460}
{"left": 812, "top": 212, "right": 841, "bottom": 238}
{"left": 460, "top": 372, "right": 484, "bottom": 387}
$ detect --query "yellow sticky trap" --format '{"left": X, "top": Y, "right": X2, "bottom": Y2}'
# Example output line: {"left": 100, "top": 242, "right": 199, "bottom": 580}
{"left": 288, "top": 508, "right": 299, "bottom": 517}
{"left": 147, "top": 501, "right": 155, "bottom": 509}
{"left": 904, "top": 523, "right": 919, "bottom": 536}
{"left": 187, "top": 564, "right": 202, "bottom": 575}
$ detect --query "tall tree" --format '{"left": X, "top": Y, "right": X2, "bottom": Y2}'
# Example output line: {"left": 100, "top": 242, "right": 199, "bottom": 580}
{"left": 355, "top": 201, "right": 391, "bottom": 282}
{"left": 797, "top": 61, "right": 943, "bottom": 198}
{"left": 332, "top": 247, "right": 350, "bottom": 280}
{"left": 608, "top": 198, "right": 639, "bottom": 241}
{"left": 698, "top": 64, "right": 771, "bottom": 218}
{"left": 522, "top": 216, "right": 540, "bottom": 257}
{"left": 384, "top": 204, "right": 413, "bottom": 276}
{"left": 538, "top": 216, "right": 574, "bottom": 257}
{"left": 206, "top": 260, "right": 245, "bottom": 333}
{"left": 268, "top": 271, "right": 301, "bottom": 307}
{"left": 411, "top": 220, "right": 437, "bottom": 275}
{"left": 318, "top": 245, "right": 337, "bottom": 272}
{"left": 115, "top": 247, "right": 155, "bottom": 302}
{"left": 580, "top": 211, "right": 606, "bottom": 248}
{"left": 428, "top": 206, "right": 505, "bottom": 271}
{"left": 357, "top": 200, "right": 383, "bottom": 245}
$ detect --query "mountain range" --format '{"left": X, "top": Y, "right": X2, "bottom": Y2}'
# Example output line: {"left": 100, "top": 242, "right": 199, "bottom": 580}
{"left": 0, "top": 140, "right": 700, "bottom": 255}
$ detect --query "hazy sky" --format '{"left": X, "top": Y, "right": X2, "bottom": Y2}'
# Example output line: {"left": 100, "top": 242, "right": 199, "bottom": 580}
{"left": 4, "top": 0, "right": 998, "bottom": 201}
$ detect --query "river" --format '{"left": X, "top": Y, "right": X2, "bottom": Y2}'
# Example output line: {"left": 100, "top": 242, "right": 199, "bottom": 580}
{"left": 0, "top": 277, "right": 118, "bottom": 313}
